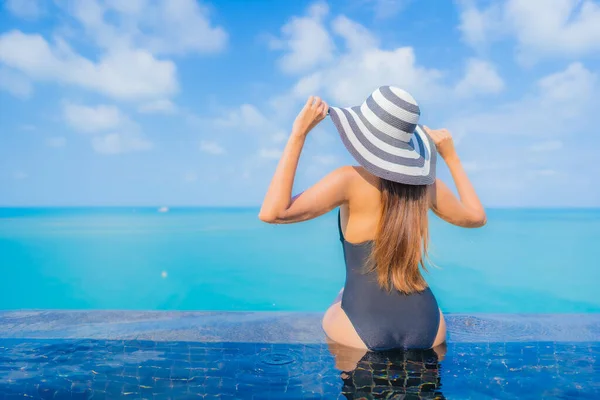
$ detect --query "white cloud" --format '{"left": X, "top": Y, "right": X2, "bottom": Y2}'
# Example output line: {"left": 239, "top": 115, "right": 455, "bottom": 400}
{"left": 447, "top": 63, "right": 597, "bottom": 138}
{"left": 64, "top": 103, "right": 123, "bottom": 133}
{"left": 455, "top": 59, "right": 504, "bottom": 97}
{"left": 462, "top": 161, "right": 480, "bottom": 172}
{"left": 443, "top": 62, "right": 598, "bottom": 206}
{"left": 92, "top": 132, "right": 152, "bottom": 155}
{"left": 537, "top": 62, "right": 596, "bottom": 109}
{"left": 457, "top": 160, "right": 521, "bottom": 174}
{"left": 4, "top": 0, "right": 43, "bottom": 19}
{"left": 69, "top": 0, "right": 227, "bottom": 55}
{"left": 63, "top": 102, "right": 153, "bottom": 154}
{"left": 199, "top": 140, "right": 225, "bottom": 155}
{"left": 213, "top": 104, "right": 270, "bottom": 129}
{"left": 292, "top": 46, "right": 443, "bottom": 107}
{"left": 530, "top": 140, "right": 563, "bottom": 152}
{"left": 46, "top": 137, "right": 67, "bottom": 148}
{"left": 527, "top": 169, "right": 559, "bottom": 178}
{"left": 457, "top": 0, "right": 503, "bottom": 49}
{"left": 201, "top": 104, "right": 288, "bottom": 169}
{"left": 331, "top": 15, "right": 379, "bottom": 51}
{"left": 282, "top": 14, "right": 444, "bottom": 106}
{"left": 271, "top": 131, "right": 288, "bottom": 143}
{"left": 313, "top": 154, "right": 338, "bottom": 165}
{"left": 0, "top": 67, "right": 32, "bottom": 99}
{"left": 259, "top": 148, "right": 282, "bottom": 159}
{"left": 368, "top": 0, "right": 411, "bottom": 19}
{"left": 0, "top": 31, "right": 178, "bottom": 100}
{"left": 103, "top": 0, "right": 147, "bottom": 14}
{"left": 207, "top": 103, "right": 292, "bottom": 157}
{"left": 0, "top": 0, "right": 228, "bottom": 103}
{"left": 457, "top": 0, "right": 600, "bottom": 62}
{"left": 269, "top": 2, "right": 335, "bottom": 74}
{"left": 273, "top": 4, "right": 520, "bottom": 111}
{"left": 138, "top": 99, "right": 177, "bottom": 114}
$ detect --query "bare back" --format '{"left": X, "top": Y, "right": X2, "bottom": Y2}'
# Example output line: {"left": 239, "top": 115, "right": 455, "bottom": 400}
{"left": 339, "top": 167, "right": 383, "bottom": 245}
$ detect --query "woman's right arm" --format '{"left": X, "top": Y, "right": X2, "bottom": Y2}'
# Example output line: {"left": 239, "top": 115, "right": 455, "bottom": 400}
{"left": 424, "top": 126, "right": 486, "bottom": 228}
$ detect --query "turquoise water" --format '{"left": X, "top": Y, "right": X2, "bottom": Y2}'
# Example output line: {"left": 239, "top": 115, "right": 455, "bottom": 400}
{"left": 0, "top": 208, "right": 599, "bottom": 313}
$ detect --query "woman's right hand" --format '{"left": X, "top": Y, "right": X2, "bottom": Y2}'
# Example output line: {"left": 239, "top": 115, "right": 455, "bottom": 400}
{"left": 292, "top": 96, "right": 329, "bottom": 137}
{"left": 423, "top": 126, "right": 457, "bottom": 161}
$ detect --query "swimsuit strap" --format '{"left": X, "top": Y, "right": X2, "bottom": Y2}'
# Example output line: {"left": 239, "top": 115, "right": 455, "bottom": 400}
{"left": 337, "top": 209, "right": 344, "bottom": 242}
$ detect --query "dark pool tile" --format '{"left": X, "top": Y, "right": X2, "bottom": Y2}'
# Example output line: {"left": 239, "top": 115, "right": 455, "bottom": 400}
{"left": 4, "top": 395, "right": 28, "bottom": 400}
{"left": 50, "top": 389, "right": 73, "bottom": 399}
{"left": 150, "top": 378, "right": 172, "bottom": 389}
{"left": 204, "top": 368, "right": 231, "bottom": 378}
{"left": 91, "top": 391, "right": 109, "bottom": 400}
{"left": 36, "top": 385, "right": 56, "bottom": 399}
{"left": 90, "top": 363, "right": 119, "bottom": 376}
{"left": 138, "top": 385, "right": 154, "bottom": 398}
{"left": 71, "top": 389, "right": 93, "bottom": 400}
{"left": 104, "top": 381, "right": 125, "bottom": 397}
{"left": 114, "top": 374, "right": 141, "bottom": 386}
{"left": 150, "top": 367, "right": 172, "bottom": 381}
{"left": 164, "top": 352, "right": 189, "bottom": 364}
{"left": 169, "top": 366, "right": 191, "bottom": 380}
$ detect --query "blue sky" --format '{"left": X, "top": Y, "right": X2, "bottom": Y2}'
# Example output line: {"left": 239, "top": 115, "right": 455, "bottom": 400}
{"left": 1, "top": 0, "right": 599, "bottom": 207}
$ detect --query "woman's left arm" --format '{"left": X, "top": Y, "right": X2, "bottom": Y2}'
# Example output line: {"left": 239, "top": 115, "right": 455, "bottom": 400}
{"left": 258, "top": 96, "right": 354, "bottom": 224}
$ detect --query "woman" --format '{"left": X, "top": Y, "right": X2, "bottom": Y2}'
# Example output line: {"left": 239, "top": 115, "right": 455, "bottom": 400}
{"left": 259, "top": 86, "right": 485, "bottom": 351}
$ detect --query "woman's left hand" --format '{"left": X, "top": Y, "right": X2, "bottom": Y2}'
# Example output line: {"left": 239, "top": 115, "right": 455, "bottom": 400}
{"left": 292, "top": 96, "right": 328, "bottom": 137}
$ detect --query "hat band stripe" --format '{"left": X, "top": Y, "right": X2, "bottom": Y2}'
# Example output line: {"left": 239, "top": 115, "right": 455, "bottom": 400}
{"left": 332, "top": 108, "right": 430, "bottom": 176}
{"left": 360, "top": 101, "right": 412, "bottom": 142}
{"left": 339, "top": 107, "right": 420, "bottom": 159}
{"left": 351, "top": 107, "right": 416, "bottom": 150}
{"left": 414, "top": 125, "right": 433, "bottom": 161}
{"left": 371, "top": 88, "right": 420, "bottom": 123}
{"left": 365, "top": 95, "right": 418, "bottom": 140}
{"left": 343, "top": 108, "right": 425, "bottom": 167}
{"left": 380, "top": 86, "right": 420, "bottom": 114}
{"left": 413, "top": 126, "right": 426, "bottom": 159}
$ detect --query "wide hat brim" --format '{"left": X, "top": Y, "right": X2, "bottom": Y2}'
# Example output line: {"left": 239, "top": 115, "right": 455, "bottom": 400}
{"left": 329, "top": 105, "right": 437, "bottom": 185}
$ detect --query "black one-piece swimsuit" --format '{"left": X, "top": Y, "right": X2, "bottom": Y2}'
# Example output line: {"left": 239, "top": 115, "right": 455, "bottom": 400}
{"left": 337, "top": 210, "right": 440, "bottom": 350}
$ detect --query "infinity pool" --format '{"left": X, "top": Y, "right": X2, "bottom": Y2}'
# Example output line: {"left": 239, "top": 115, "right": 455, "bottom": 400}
{"left": 0, "top": 311, "right": 599, "bottom": 399}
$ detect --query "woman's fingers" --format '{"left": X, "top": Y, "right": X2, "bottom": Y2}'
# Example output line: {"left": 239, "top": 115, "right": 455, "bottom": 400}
{"left": 305, "top": 96, "right": 314, "bottom": 108}
{"left": 321, "top": 101, "right": 329, "bottom": 118}
{"left": 304, "top": 95, "right": 328, "bottom": 124}
{"left": 422, "top": 126, "right": 454, "bottom": 146}
{"left": 313, "top": 96, "right": 322, "bottom": 109}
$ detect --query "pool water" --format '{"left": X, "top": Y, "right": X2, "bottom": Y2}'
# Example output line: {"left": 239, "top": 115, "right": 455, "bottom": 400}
{"left": 0, "top": 311, "right": 598, "bottom": 399}
{"left": 1, "top": 207, "right": 599, "bottom": 313}
{"left": 0, "top": 339, "right": 598, "bottom": 399}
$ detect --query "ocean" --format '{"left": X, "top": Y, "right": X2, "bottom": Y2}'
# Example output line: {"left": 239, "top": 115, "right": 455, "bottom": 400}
{"left": 1, "top": 207, "right": 598, "bottom": 313}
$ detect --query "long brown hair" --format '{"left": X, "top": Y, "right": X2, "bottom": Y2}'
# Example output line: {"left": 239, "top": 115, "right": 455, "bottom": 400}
{"left": 365, "top": 179, "right": 430, "bottom": 294}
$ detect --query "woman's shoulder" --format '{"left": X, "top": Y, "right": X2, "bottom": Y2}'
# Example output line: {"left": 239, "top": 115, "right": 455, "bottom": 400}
{"left": 332, "top": 166, "right": 380, "bottom": 201}
{"left": 333, "top": 165, "right": 376, "bottom": 181}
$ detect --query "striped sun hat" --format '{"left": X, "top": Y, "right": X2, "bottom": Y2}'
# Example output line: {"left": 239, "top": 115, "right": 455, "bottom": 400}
{"left": 328, "top": 86, "right": 436, "bottom": 185}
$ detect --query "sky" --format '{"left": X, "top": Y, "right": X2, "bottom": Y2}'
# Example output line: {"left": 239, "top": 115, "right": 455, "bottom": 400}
{"left": 0, "top": 0, "right": 599, "bottom": 207}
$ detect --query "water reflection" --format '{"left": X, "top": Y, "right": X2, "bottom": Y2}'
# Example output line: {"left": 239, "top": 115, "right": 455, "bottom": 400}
{"left": 327, "top": 339, "right": 446, "bottom": 399}
{"left": 1, "top": 338, "right": 598, "bottom": 398}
